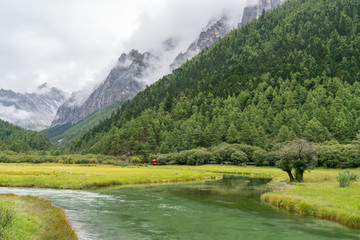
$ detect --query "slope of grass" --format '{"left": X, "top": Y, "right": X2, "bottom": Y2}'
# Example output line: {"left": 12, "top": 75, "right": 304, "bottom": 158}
{"left": 0, "top": 194, "right": 77, "bottom": 239}
{"left": 42, "top": 123, "right": 72, "bottom": 139}
{"left": 44, "top": 101, "right": 123, "bottom": 146}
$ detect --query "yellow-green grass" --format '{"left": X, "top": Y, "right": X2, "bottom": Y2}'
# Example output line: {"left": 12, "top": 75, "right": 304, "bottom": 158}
{"left": 0, "top": 163, "right": 221, "bottom": 189}
{"left": 187, "top": 165, "right": 286, "bottom": 178}
{"left": 261, "top": 169, "right": 360, "bottom": 228}
{"left": 0, "top": 194, "right": 77, "bottom": 240}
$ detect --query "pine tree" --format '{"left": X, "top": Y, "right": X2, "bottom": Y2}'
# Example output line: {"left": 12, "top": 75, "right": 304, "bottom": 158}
{"left": 253, "top": 126, "right": 267, "bottom": 148}
{"left": 276, "top": 125, "right": 296, "bottom": 144}
{"left": 144, "top": 126, "right": 157, "bottom": 156}
{"left": 108, "top": 126, "right": 120, "bottom": 155}
{"left": 239, "top": 119, "right": 253, "bottom": 145}
{"left": 304, "top": 118, "right": 330, "bottom": 143}
{"left": 226, "top": 123, "right": 240, "bottom": 143}
{"left": 332, "top": 112, "right": 350, "bottom": 142}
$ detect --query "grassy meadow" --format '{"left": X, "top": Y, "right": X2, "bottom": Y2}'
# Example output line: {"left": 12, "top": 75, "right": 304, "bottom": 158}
{"left": 0, "top": 194, "right": 77, "bottom": 240}
{"left": 261, "top": 168, "right": 360, "bottom": 228}
{"left": 0, "top": 163, "right": 222, "bottom": 189}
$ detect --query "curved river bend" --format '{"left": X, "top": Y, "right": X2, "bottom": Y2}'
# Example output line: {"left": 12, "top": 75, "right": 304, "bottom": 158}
{"left": 0, "top": 176, "right": 359, "bottom": 240}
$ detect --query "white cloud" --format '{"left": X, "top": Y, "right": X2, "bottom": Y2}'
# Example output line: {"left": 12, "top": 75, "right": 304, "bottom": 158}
{"left": 0, "top": 104, "right": 35, "bottom": 122}
{"left": 125, "top": 0, "right": 250, "bottom": 53}
{"left": 0, "top": 0, "right": 251, "bottom": 94}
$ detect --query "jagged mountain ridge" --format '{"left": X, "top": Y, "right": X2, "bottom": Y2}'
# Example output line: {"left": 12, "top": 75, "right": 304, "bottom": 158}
{"left": 169, "top": 16, "right": 232, "bottom": 70}
{"left": 170, "top": 0, "right": 287, "bottom": 70}
{"left": 0, "top": 84, "right": 66, "bottom": 131}
{"left": 51, "top": 50, "right": 155, "bottom": 126}
{"left": 50, "top": 0, "right": 285, "bottom": 128}
{"left": 240, "top": 0, "right": 286, "bottom": 27}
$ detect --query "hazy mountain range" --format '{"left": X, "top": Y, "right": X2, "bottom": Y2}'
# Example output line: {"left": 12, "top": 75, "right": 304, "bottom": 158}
{"left": 0, "top": 83, "right": 66, "bottom": 131}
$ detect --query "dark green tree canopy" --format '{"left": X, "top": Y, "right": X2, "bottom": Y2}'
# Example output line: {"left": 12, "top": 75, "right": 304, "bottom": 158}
{"left": 276, "top": 139, "right": 317, "bottom": 182}
{"left": 0, "top": 119, "right": 50, "bottom": 152}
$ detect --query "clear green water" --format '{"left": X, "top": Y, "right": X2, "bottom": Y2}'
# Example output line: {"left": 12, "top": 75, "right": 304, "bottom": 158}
{"left": 0, "top": 176, "right": 359, "bottom": 240}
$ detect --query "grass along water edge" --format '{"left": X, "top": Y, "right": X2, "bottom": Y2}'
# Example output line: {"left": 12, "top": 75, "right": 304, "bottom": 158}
{"left": 0, "top": 194, "right": 78, "bottom": 239}
{"left": 261, "top": 192, "right": 360, "bottom": 229}
{"left": 260, "top": 169, "right": 360, "bottom": 229}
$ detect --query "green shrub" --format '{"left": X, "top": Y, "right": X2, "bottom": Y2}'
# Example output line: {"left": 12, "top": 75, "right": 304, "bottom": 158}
{"left": 337, "top": 171, "right": 358, "bottom": 187}
{"left": 0, "top": 155, "right": 10, "bottom": 163}
{"left": 233, "top": 144, "right": 260, "bottom": 161}
{"left": 341, "top": 148, "right": 360, "bottom": 168}
{"left": 155, "top": 155, "right": 167, "bottom": 165}
{"left": 0, "top": 207, "right": 14, "bottom": 239}
{"left": 130, "top": 157, "right": 142, "bottom": 165}
{"left": 317, "top": 145, "right": 342, "bottom": 168}
{"left": 267, "top": 151, "right": 276, "bottom": 166}
{"left": 252, "top": 150, "right": 268, "bottom": 166}
{"left": 230, "top": 151, "right": 248, "bottom": 165}
{"left": 212, "top": 148, "right": 227, "bottom": 163}
{"left": 190, "top": 148, "right": 212, "bottom": 165}
{"left": 102, "top": 160, "right": 115, "bottom": 165}
{"left": 318, "top": 144, "right": 360, "bottom": 168}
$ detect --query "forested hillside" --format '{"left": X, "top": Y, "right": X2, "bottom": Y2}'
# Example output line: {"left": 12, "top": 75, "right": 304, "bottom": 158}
{"left": 0, "top": 119, "right": 50, "bottom": 151}
{"left": 71, "top": 0, "right": 360, "bottom": 159}
{"left": 43, "top": 101, "right": 123, "bottom": 146}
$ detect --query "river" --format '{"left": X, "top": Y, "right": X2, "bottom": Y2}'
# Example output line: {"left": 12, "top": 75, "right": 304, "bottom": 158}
{"left": 0, "top": 176, "right": 359, "bottom": 239}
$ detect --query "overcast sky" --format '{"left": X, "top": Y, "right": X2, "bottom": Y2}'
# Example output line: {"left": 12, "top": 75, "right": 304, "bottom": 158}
{"left": 0, "top": 0, "right": 252, "bottom": 94}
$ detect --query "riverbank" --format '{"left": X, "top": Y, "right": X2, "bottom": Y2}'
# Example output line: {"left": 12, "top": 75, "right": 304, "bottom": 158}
{"left": 261, "top": 168, "right": 360, "bottom": 229}
{"left": 0, "top": 194, "right": 77, "bottom": 239}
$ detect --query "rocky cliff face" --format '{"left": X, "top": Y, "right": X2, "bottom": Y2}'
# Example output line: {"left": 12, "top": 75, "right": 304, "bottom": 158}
{"left": 171, "top": 0, "right": 287, "bottom": 70}
{"left": 51, "top": 50, "right": 156, "bottom": 126}
{"left": 170, "top": 16, "right": 232, "bottom": 70}
{"left": 241, "top": 0, "right": 287, "bottom": 26}
{"left": 0, "top": 84, "right": 66, "bottom": 131}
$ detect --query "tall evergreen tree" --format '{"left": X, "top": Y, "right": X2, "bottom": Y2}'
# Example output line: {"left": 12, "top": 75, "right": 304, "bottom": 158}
{"left": 304, "top": 118, "right": 330, "bottom": 143}
{"left": 226, "top": 123, "right": 240, "bottom": 143}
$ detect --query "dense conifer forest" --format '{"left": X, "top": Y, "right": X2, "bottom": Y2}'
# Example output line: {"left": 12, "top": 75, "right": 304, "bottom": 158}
{"left": 70, "top": 0, "right": 360, "bottom": 167}
{"left": 0, "top": 119, "right": 50, "bottom": 151}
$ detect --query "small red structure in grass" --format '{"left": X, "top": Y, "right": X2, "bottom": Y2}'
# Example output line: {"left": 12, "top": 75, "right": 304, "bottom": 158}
{"left": 151, "top": 159, "right": 158, "bottom": 165}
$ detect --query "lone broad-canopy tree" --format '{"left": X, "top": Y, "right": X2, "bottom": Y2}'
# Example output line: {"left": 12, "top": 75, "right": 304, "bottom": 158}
{"left": 276, "top": 139, "right": 317, "bottom": 182}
